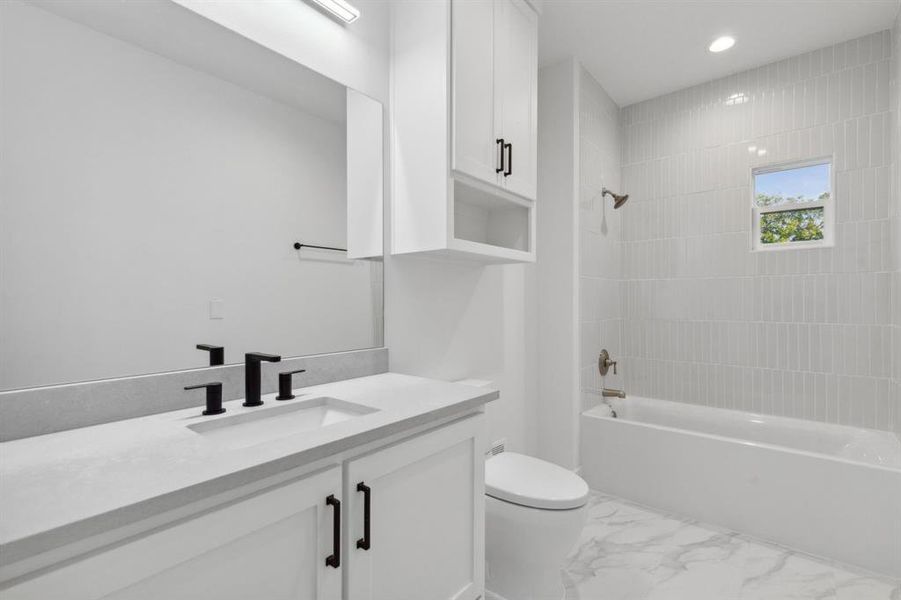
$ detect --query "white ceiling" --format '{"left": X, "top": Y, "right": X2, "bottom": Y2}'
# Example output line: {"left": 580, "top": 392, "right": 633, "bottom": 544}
{"left": 539, "top": 0, "right": 900, "bottom": 107}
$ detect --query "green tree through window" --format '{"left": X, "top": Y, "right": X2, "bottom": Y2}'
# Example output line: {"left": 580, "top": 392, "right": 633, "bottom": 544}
{"left": 759, "top": 207, "right": 825, "bottom": 244}
{"left": 753, "top": 161, "right": 831, "bottom": 248}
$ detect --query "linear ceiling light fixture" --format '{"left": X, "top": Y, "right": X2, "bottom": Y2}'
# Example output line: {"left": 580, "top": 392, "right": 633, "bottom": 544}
{"left": 308, "top": 0, "right": 360, "bottom": 23}
{"left": 708, "top": 36, "right": 735, "bottom": 53}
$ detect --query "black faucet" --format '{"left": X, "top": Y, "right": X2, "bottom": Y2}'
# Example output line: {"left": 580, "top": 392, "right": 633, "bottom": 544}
{"left": 244, "top": 352, "right": 281, "bottom": 407}
{"left": 185, "top": 382, "right": 225, "bottom": 415}
{"left": 276, "top": 369, "right": 306, "bottom": 401}
{"left": 196, "top": 344, "right": 224, "bottom": 366}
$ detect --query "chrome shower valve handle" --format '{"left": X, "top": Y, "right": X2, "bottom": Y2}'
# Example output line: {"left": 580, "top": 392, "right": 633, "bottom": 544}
{"left": 598, "top": 349, "right": 617, "bottom": 376}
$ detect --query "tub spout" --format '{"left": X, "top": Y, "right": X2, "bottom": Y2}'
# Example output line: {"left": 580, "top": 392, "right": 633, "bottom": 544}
{"left": 602, "top": 388, "right": 626, "bottom": 399}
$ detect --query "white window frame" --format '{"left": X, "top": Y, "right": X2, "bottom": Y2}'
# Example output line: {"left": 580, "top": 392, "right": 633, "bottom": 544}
{"left": 750, "top": 156, "right": 835, "bottom": 252}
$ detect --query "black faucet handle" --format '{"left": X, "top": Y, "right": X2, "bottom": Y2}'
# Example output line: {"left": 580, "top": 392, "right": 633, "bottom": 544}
{"left": 245, "top": 352, "right": 282, "bottom": 363}
{"left": 276, "top": 369, "right": 307, "bottom": 401}
{"left": 185, "top": 382, "right": 225, "bottom": 416}
{"left": 196, "top": 344, "right": 225, "bottom": 366}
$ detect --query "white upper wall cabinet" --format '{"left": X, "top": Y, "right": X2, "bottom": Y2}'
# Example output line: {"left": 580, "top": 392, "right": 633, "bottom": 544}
{"left": 493, "top": 0, "right": 538, "bottom": 199}
{"left": 451, "top": 0, "right": 497, "bottom": 186}
{"left": 452, "top": 0, "right": 538, "bottom": 200}
{"left": 392, "top": 0, "right": 538, "bottom": 264}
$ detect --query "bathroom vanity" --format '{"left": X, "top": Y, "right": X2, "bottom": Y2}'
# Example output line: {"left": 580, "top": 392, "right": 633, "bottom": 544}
{"left": 0, "top": 374, "right": 497, "bottom": 600}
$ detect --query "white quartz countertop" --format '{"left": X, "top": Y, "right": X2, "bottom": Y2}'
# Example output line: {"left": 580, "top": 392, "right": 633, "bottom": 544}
{"left": 0, "top": 373, "right": 497, "bottom": 565}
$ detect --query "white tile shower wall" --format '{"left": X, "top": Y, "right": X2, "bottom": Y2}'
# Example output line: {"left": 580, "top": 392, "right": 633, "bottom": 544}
{"left": 892, "top": 13, "right": 901, "bottom": 433}
{"left": 579, "top": 67, "right": 623, "bottom": 408}
{"left": 621, "top": 31, "right": 898, "bottom": 431}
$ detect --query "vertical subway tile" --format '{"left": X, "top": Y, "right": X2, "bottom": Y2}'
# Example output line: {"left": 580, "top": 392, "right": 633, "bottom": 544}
{"left": 615, "top": 30, "right": 894, "bottom": 431}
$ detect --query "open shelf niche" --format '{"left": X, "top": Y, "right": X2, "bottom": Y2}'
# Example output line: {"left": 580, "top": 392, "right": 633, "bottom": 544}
{"left": 450, "top": 176, "right": 535, "bottom": 263}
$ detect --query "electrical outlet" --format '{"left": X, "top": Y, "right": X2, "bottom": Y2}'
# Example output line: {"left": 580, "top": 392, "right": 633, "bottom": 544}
{"left": 209, "top": 299, "right": 224, "bottom": 320}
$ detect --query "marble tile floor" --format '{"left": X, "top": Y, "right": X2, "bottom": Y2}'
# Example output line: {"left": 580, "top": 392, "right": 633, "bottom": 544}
{"left": 563, "top": 492, "right": 901, "bottom": 600}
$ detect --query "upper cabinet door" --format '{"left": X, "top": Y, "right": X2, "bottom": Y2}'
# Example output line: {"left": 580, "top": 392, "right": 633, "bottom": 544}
{"left": 495, "top": 0, "right": 537, "bottom": 200}
{"left": 451, "top": 0, "right": 499, "bottom": 186}
{"left": 345, "top": 415, "right": 485, "bottom": 600}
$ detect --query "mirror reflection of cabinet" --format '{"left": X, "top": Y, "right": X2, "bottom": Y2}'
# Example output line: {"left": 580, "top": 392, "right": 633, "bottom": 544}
{"left": 392, "top": 0, "right": 537, "bottom": 264}
{"left": 0, "top": 0, "right": 384, "bottom": 391}
{"left": 347, "top": 90, "right": 385, "bottom": 261}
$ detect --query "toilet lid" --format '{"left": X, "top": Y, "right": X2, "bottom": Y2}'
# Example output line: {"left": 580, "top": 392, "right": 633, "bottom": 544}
{"left": 485, "top": 452, "right": 589, "bottom": 510}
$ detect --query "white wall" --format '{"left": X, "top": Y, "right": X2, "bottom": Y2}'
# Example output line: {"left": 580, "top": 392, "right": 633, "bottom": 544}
{"left": 0, "top": 1, "right": 379, "bottom": 389}
{"left": 385, "top": 258, "right": 536, "bottom": 454}
{"left": 620, "top": 31, "right": 898, "bottom": 432}
{"left": 535, "top": 61, "right": 624, "bottom": 469}
{"left": 578, "top": 67, "right": 624, "bottom": 412}
{"left": 892, "top": 12, "right": 901, "bottom": 432}
{"left": 534, "top": 59, "right": 580, "bottom": 468}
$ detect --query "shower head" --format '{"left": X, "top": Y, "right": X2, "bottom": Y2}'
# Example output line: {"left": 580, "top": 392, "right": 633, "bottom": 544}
{"left": 602, "top": 188, "right": 629, "bottom": 209}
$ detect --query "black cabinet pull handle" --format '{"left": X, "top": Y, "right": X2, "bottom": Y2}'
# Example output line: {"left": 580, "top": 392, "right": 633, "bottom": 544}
{"left": 325, "top": 495, "right": 340, "bottom": 568}
{"left": 504, "top": 142, "right": 512, "bottom": 177}
{"left": 495, "top": 138, "right": 505, "bottom": 174}
{"left": 356, "top": 482, "right": 371, "bottom": 550}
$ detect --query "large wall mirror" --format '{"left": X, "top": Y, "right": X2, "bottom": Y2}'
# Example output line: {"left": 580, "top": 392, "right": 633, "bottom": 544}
{"left": 0, "top": 0, "right": 384, "bottom": 391}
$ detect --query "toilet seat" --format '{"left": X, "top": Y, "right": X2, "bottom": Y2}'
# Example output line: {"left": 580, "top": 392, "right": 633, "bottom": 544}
{"left": 485, "top": 452, "right": 589, "bottom": 510}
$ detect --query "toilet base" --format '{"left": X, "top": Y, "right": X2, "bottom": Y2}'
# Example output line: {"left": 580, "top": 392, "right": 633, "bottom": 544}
{"left": 485, "top": 496, "right": 585, "bottom": 600}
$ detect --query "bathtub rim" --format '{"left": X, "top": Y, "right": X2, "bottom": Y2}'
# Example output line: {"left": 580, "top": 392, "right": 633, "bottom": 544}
{"left": 581, "top": 402, "right": 901, "bottom": 474}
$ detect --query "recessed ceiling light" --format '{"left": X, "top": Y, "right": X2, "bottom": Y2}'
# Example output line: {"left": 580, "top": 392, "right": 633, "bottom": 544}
{"left": 709, "top": 36, "right": 735, "bottom": 53}
{"left": 308, "top": 0, "right": 360, "bottom": 23}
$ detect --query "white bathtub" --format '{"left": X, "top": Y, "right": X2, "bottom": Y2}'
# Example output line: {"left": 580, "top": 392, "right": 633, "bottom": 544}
{"left": 580, "top": 396, "right": 901, "bottom": 578}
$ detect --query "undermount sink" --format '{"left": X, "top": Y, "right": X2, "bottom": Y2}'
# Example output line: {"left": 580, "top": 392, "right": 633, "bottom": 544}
{"left": 187, "top": 396, "right": 377, "bottom": 449}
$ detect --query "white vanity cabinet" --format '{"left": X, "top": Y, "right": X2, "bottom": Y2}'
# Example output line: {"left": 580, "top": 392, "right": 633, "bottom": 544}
{"left": 2, "top": 466, "right": 343, "bottom": 600}
{"left": 2, "top": 415, "right": 485, "bottom": 600}
{"left": 452, "top": 0, "right": 538, "bottom": 200}
{"left": 393, "top": 0, "right": 538, "bottom": 264}
{"left": 344, "top": 415, "right": 485, "bottom": 600}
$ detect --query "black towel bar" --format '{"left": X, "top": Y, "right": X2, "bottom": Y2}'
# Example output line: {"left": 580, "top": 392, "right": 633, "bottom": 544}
{"left": 293, "top": 242, "right": 347, "bottom": 252}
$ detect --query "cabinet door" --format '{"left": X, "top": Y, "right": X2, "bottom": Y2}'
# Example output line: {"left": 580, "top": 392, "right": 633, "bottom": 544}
{"left": 345, "top": 415, "right": 485, "bottom": 600}
{"left": 495, "top": 0, "right": 537, "bottom": 200}
{"left": 451, "top": 0, "right": 500, "bottom": 186}
{"left": 3, "top": 467, "right": 343, "bottom": 600}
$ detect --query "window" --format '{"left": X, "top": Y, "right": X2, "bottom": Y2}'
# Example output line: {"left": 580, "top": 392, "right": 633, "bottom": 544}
{"left": 751, "top": 158, "right": 833, "bottom": 251}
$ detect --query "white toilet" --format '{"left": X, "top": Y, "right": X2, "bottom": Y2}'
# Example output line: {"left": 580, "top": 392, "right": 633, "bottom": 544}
{"left": 485, "top": 452, "right": 590, "bottom": 600}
